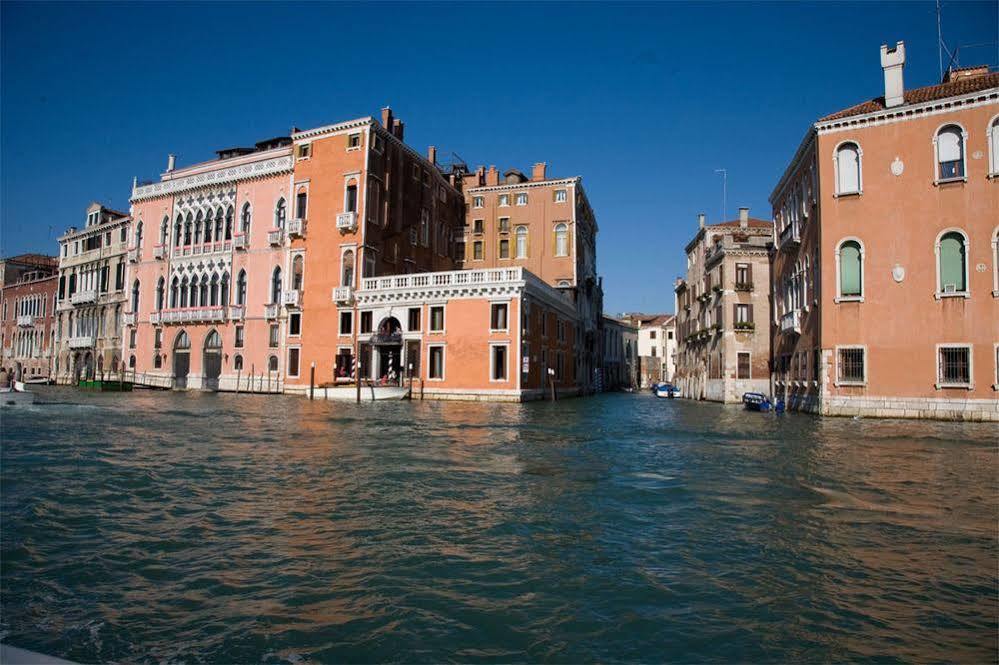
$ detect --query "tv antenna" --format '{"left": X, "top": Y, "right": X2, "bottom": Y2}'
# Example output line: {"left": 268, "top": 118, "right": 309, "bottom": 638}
{"left": 714, "top": 169, "right": 727, "bottom": 221}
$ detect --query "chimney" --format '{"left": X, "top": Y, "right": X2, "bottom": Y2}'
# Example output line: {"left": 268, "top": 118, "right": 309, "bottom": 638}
{"left": 166, "top": 154, "right": 176, "bottom": 172}
{"left": 428, "top": 146, "right": 437, "bottom": 165}
{"left": 880, "top": 41, "right": 905, "bottom": 108}
{"left": 393, "top": 119, "right": 404, "bottom": 141}
{"left": 381, "top": 106, "right": 393, "bottom": 130}
{"left": 739, "top": 207, "right": 749, "bottom": 229}
{"left": 697, "top": 213, "right": 705, "bottom": 229}
{"left": 486, "top": 165, "right": 499, "bottom": 186}
{"left": 531, "top": 162, "right": 547, "bottom": 181}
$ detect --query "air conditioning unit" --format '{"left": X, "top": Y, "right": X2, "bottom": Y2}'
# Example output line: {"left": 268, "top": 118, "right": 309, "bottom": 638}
{"left": 943, "top": 283, "right": 957, "bottom": 293}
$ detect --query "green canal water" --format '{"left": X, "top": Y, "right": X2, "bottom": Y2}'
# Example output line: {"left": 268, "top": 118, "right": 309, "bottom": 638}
{"left": 1, "top": 388, "right": 996, "bottom": 663}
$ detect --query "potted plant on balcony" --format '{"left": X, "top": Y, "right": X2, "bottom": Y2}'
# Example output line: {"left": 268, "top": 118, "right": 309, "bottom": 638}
{"left": 735, "top": 321, "right": 755, "bottom": 332}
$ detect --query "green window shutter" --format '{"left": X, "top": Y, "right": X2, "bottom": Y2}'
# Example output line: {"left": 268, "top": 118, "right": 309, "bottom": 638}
{"left": 939, "top": 233, "right": 966, "bottom": 291}
{"left": 840, "top": 242, "right": 862, "bottom": 296}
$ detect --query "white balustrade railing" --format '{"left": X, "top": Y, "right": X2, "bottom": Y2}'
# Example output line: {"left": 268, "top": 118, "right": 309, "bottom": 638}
{"left": 68, "top": 336, "right": 94, "bottom": 349}
{"left": 16, "top": 314, "right": 34, "bottom": 327}
{"left": 267, "top": 229, "right": 285, "bottom": 246}
{"left": 336, "top": 212, "right": 357, "bottom": 231}
{"left": 149, "top": 312, "right": 161, "bottom": 325}
{"left": 230, "top": 304, "right": 245, "bottom": 320}
{"left": 780, "top": 309, "right": 801, "bottom": 334}
{"left": 71, "top": 290, "right": 97, "bottom": 305}
{"left": 127, "top": 247, "right": 140, "bottom": 263}
{"left": 122, "top": 311, "right": 136, "bottom": 326}
{"left": 159, "top": 307, "right": 228, "bottom": 324}
{"left": 282, "top": 290, "right": 301, "bottom": 307}
{"left": 288, "top": 218, "right": 305, "bottom": 237}
{"left": 264, "top": 304, "right": 280, "bottom": 319}
{"left": 233, "top": 234, "right": 248, "bottom": 250}
{"left": 333, "top": 286, "right": 354, "bottom": 304}
{"left": 360, "top": 267, "right": 524, "bottom": 293}
{"left": 153, "top": 244, "right": 166, "bottom": 259}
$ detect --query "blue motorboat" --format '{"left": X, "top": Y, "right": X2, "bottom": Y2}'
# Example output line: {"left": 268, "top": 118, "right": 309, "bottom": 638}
{"left": 742, "top": 392, "right": 772, "bottom": 412}
{"left": 656, "top": 383, "right": 681, "bottom": 399}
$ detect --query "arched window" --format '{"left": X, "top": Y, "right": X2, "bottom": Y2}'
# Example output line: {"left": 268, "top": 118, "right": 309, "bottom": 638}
{"left": 174, "top": 330, "right": 190, "bottom": 350}
{"left": 129, "top": 354, "right": 136, "bottom": 369}
{"left": 554, "top": 223, "right": 569, "bottom": 257}
{"left": 210, "top": 273, "right": 220, "bottom": 306}
{"left": 270, "top": 267, "right": 282, "bottom": 304}
{"left": 937, "top": 230, "right": 968, "bottom": 294}
{"left": 835, "top": 142, "right": 861, "bottom": 195}
{"left": 180, "top": 276, "right": 189, "bottom": 307}
{"left": 215, "top": 207, "right": 224, "bottom": 242}
{"left": 160, "top": 217, "right": 169, "bottom": 245}
{"left": 155, "top": 277, "right": 164, "bottom": 311}
{"left": 171, "top": 276, "right": 179, "bottom": 308}
{"left": 274, "top": 198, "right": 286, "bottom": 229}
{"left": 515, "top": 226, "right": 528, "bottom": 259}
{"left": 135, "top": 220, "right": 143, "bottom": 248}
{"left": 240, "top": 203, "right": 251, "bottom": 234}
{"left": 936, "top": 125, "right": 965, "bottom": 180}
{"left": 221, "top": 272, "right": 230, "bottom": 306}
{"left": 184, "top": 214, "right": 193, "bottom": 245}
{"left": 199, "top": 275, "right": 208, "bottom": 306}
{"left": 174, "top": 216, "right": 183, "bottom": 247}
{"left": 225, "top": 207, "right": 233, "bottom": 240}
{"left": 292, "top": 254, "right": 304, "bottom": 291}
{"left": 341, "top": 250, "right": 354, "bottom": 287}
{"left": 837, "top": 239, "right": 863, "bottom": 299}
{"left": 204, "top": 212, "right": 213, "bottom": 243}
{"left": 194, "top": 211, "right": 203, "bottom": 245}
{"left": 236, "top": 270, "right": 247, "bottom": 306}
{"left": 131, "top": 279, "right": 140, "bottom": 312}
{"left": 988, "top": 117, "right": 999, "bottom": 176}
{"left": 188, "top": 275, "right": 198, "bottom": 307}
{"left": 205, "top": 329, "right": 222, "bottom": 349}
{"left": 268, "top": 355, "right": 278, "bottom": 372}
{"left": 234, "top": 354, "right": 243, "bottom": 371}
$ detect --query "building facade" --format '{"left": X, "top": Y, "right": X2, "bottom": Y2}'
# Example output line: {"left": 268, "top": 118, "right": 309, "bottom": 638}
{"left": 770, "top": 42, "right": 998, "bottom": 421}
{"left": 0, "top": 254, "right": 59, "bottom": 380}
{"left": 54, "top": 204, "right": 131, "bottom": 383}
{"left": 622, "top": 313, "right": 677, "bottom": 387}
{"left": 675, "top": 208, "right": 773, "bottom": 402}
{"left": 126, "top": 138, "right": 295, "bottom": 391}
{"left": 601, "top": 315, "right": 639, "bottom": 390}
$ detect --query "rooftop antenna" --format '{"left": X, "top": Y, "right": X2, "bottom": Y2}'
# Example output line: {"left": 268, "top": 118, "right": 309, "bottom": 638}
{"left": 937, "top": 0, "right": 944, "bottom": 80}
{"left": 714, "top": 168, "right": 727, "bottom": 221}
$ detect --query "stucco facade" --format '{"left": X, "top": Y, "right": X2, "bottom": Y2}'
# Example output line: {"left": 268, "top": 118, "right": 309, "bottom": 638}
{"left": 0, "top": 255, "right": 59, "bottom": 380}
{"left": 770, "top": 46, "right": 998, "bottom": 421}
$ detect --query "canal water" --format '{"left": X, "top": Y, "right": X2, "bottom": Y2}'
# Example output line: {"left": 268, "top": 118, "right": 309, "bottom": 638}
{"left": 2, "top": 389, "right": 996, "bottom": 663}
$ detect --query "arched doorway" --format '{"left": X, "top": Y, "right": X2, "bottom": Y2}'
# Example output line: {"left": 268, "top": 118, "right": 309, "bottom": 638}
{"left": 374, "top": 316, "right": 403, "bottom": 386}
{"left": 72, "top": 352, "right": 82, "bottom": 382}
{"left": 82, "top": 352, "right": 94, "bottom": 381}
{"left": 202, "top": 329, "right": 222, "bottom": 391}
{"left": 173, "top": 330, "right": 191, "bottom": 389}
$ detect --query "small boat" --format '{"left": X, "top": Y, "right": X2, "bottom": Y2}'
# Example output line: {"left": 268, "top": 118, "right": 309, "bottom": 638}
{"left": 655, "top": 383, "right": 681, "bottom": 399}
{"left": 1, "top": 382, "right": 36, "bottom": 406}
{"left": 742, "top": 392, "right": 772, "bottom": 412}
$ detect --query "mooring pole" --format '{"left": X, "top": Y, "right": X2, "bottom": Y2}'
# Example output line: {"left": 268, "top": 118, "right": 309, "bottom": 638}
{"left": 309, "top": 362, "right": 315, "bottom": 401}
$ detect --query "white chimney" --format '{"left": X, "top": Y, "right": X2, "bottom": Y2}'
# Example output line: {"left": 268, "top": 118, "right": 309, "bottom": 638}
{"left": 167, "top": 154, "right": 176, "bottom": 172}
{"left": 880, "top": 41, "right": 905, "bottom": 108}
{"left": 698, "top": 213, "right": 705, "bottom": 229}
{"left": 739, "top": 207, "right": 749, "bottom": 229}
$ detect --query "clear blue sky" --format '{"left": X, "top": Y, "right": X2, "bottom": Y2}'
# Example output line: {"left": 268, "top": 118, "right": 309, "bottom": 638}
{"left": 2, "top": 1, "right": 996, "bottom": 313}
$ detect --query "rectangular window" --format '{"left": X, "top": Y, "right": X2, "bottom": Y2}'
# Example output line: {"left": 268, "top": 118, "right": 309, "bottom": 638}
{"left": 340, "top": 311, "right": 352, "bottom": 335}
{"left": 491, "top": 345, "right": 508, "bottom": 381}
{"left": 837, "top": 347, "right": 865, "bottom": 384}
{"left": 129, "top": 329, "right": 136, "bottom": 349}
{"left": 360, "top": 311, "right": 373, "bottom": 334}
{"left": 335, "top": 348, "right": 354, "bottom": 380}
{"left": 154, "top": 328, "right": 162, "bottom": 349}
{"left": 738, "top": 352, "right": 751, "bottom": 379}
{"left": 235, "top": 325, "right": 244, "bottom": 348}
{"left": 408, "top": 307, "right": 421, "bottom": 331}
{"left": 428, "top": 345, "right": 444, "bottom": 379}
{"left": 288, "top": 348, "right": 300, "bottom": 377}
{"left": 473, "top": 196, "right": 484, "bottom": 209}
{"left": 736, "top": 304, "right": 750, "bottom": 324}
{"left": 736, "top": 263, "right": 751, "bottom": 288}
{"left": 345, "top": 184, "right": 358, "bottom": 213}
{"left": 498, "top": 239, "right": 510, "bottom": 259}
{"left": 473, "top": 219, "right": 484, "bottom": 234}
{"left": 269, "top": 324, "right": 279, "bottom": 347}
{"left": 515, "top": 193, "right": 528, "bottom": 206}
{"left": 347, "top": 133, "right": 361, "bottom": 149}
{"left": 296, "top": 191, "right": 308, "bottom": 219}
{"left": 649, "top": 330, "right": 657, "bottom": 339}
{"left": 473, "top": 241, "right": 483, "bottom": 261}
{"left": 430, "top": 306, "right": 445, "bottom": 332}
{"left": 554, "top": 189, "right": 567, "bottom": 203}
{"left": 498, "top": 194, "right": 510, "bottom": 207}
{"left": 490, "top": 303, "right": 508, "bottom": 331}
{"left": 289, "top": 312, "right": 301, "bottom": 336}
{"left": 498, "top": 217, "right": 510, "bottom": 233}
{"left": 296, "top": 143, "right": 311, "bottom": 159}
{"left": 651, "top": 347, "right": 657, "bottom": 357}
{"left": 938, "top": 346, "right": 971, "bottom": 386}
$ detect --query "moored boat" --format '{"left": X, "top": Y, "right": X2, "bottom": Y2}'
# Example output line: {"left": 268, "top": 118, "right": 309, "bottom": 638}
{"left": 742, "top": 392, "right": 772, "bottom": 412}
{"left": 655, "top": 383, "right": 681, "bottom": 399}
{"left": 1, "top": 382, "right": 36, "bottom": 407}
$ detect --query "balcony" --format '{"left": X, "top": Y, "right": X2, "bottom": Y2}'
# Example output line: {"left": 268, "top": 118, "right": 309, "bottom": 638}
{"left": 16, "top": 314, "right": 34, "bottom": 327}
{"left": 127, "top": 247, "right": 140, "bottom": 263}
{"left": 779, "top": 223, "right": 800, "bottom": 251}
{"left": 234, "top": 234, "right": 249, "bottom": 251}
{"left": 333, "top": 286, "right": 354, "bottom": 304}
{"left": 122, "top": 312, "right": 136, "bottom": 326}
{"left": 70, "top": 289, "right": 97, "bottom": 305}
{"left": 336, "top": 211, "right": 358, "bottom": 232}
{"left": 264, "top": 303, "right": 280, "bottom": 319}
{"left": 230, "top": 304, "right": 245, "bottom": 320}
{"left": 268, "top": 228, "right": 285, "bottom": 246}
{"left": 734, "top": 321, "right": 756, "bottom": 332}
{"left": 159, "top": 307, "right": 229, "bottom": 324}
{"left": 780, "top": 309, "right": 801, "bottom": 335}
{"left": 288, "top": 218, "right": 305, "bottom": 238}
{"left": 68, "top": 336, "right": 94, "bottom": 349}
{"left": 282, "top": 290, "right": 301, "bottom": 308}
{"left": 149, "top": 312, "right": 161, "bottom": 325}
{"left": 734, "top": 282, "right": 754, "bottom": 292}
{"left": 153, "top": 244, "right": 166, "bottom": 260}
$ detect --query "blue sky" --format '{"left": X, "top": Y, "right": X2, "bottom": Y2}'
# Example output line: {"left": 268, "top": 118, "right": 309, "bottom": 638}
{"left": 2, "top": 1, "right": 996, "bottom": 313}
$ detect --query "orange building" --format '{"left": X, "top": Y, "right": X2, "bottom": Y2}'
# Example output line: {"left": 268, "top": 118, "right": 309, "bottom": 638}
{"left": 0, "top": 254, "right": 59, "bottom": 380}
{"left": 770, "top": 42, "right": 998, "bottom": 421}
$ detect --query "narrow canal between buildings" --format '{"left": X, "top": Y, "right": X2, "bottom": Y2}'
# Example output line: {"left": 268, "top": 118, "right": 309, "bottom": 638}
{"left": 2, "top": 388, "right": 996, "bottom": 663}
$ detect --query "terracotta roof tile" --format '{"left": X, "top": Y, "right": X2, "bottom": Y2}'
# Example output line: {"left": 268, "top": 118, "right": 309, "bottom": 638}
{"left": 710, "top": 217, "right": 773, "bottom": 229}
{"left": 819, "top": 71, "right": 999, "bottom": 122}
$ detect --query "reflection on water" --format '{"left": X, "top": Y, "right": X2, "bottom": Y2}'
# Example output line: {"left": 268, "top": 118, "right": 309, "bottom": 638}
{"left": 2, "top": 388, "right": 996, "bottom": 663}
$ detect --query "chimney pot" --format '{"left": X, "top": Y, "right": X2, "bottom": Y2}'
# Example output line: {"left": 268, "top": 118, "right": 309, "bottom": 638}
{"left": 880, "top": 41, "right": 905, "bottom": 108}
{"left": 428, "top": 146, "right": 437, "bottom": 165}
{"left": 167, "top": 154, "right": 176, "bottom": 172}
{"left": 697, "top": 213, "right": 705, "bottom": 229}
{"left": 531, "top": 162, "right": 547, "bottom": 181}
{"left": 381, "top": 106, "right": 393, "bottom": 129}
{"left": 393, "top": 119, "right": 404, "bottom": 141}
{"left": 739, "top": 207, "right": 749, "bottom": 228}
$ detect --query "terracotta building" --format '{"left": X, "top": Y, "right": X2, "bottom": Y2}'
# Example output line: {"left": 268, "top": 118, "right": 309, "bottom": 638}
{"left": 770, "top": 42, "right": 998, "bottom": 421}
{"left": 54, "top": 204, "right": 131, "bottom": 382}
{"left": 460, "top": 163, "right": 603, "bottom": 391}
{"left": 0, "top": 254, "right": 59, "bottom": 380}
{"left": 674, "top": 208, "right": 773, "bottom": 402}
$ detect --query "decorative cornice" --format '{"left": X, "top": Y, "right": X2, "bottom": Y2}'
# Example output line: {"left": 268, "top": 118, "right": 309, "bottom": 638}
{"left": 131, "top": 156, "right": 293, "bottom": 202}
{"left": 58, "top": 217, "right": 131, "bottom": 242}
{"left": 292, "top": 117, "right": 373, "bottom": 141}
{"left": 815, "top": 87, "right": 998, "bottom": 134}
{"left": 466, "top": 177, "right": 580, "bottom": 194}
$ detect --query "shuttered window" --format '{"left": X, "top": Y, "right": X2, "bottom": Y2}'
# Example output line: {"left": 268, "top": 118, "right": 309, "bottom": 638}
{"left": 839, "top": 240, "right": 862, "bottom": 297}
{"left": 937, "top": 126, "right": 964, "bottom": 179}
{"left": 938, "top": 232, "right": 967, "bottom": 292}
{"left": 836, "top": 143, "right": 860, "bottom": 194}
